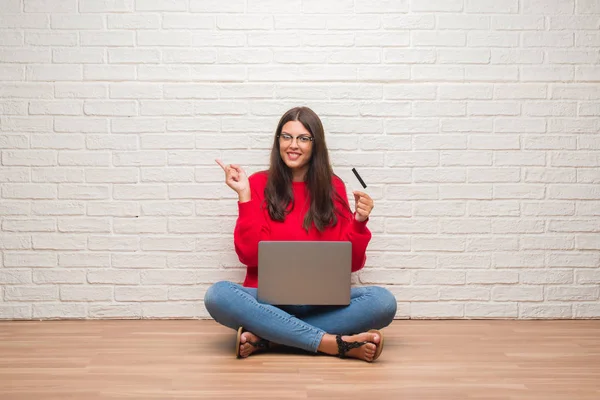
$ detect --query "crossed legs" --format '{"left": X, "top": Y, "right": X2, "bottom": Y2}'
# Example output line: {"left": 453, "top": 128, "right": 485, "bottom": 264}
{"left": 204, "top": 281, "right": 397, "bottom": 361}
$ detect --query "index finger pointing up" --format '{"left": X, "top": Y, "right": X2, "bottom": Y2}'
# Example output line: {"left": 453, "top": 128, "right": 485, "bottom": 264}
{"left": 215, "top": 158, "right": 227, "bottom": 171}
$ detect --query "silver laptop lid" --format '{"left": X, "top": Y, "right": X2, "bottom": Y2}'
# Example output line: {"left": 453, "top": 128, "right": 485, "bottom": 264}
{"left": 257, "top": 241, "right": 352, "bottom": 306}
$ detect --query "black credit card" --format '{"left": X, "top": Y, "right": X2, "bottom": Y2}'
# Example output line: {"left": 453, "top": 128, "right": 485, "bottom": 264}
{"left": 351, "top": 168, "right": 367, "bottom": 189}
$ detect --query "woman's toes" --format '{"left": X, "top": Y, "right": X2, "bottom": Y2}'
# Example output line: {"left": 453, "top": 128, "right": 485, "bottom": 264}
{"left": 238, "top": 331, "right": 268, "bottom": 358}
{"left": 363, "top": 337, "right": 378, "bottom": 361}
{"left": 240, "top": 334, "right": 252, "bottom": 355}
{"left": 362, "top": 342, "right": 375, "bottom": 356}
{"left": 369, "top": 332, "right": 380, "bottom": 344}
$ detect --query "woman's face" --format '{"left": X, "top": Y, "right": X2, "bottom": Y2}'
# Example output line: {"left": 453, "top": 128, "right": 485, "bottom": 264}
{"left": 278, "top": 120, "right": 314, "bottom": 181}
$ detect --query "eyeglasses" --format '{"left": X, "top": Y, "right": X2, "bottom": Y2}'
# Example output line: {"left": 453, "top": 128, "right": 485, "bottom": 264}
{"left": 277, "top": 133, "right": 314, "bottom": 145}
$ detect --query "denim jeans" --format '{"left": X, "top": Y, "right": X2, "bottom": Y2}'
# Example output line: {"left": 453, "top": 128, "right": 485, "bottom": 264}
{"left": 203, "top": 281, "right": 397, "bottom": 353}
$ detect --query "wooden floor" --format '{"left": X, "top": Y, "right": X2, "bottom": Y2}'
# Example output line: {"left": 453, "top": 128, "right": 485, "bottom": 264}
{"left": 0, "top": 320, "right": 599, "bottom": 400}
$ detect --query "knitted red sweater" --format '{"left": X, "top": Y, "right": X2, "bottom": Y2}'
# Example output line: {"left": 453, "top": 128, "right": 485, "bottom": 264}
{"left": 233, "top": 171, "right": 371, "bottom": 288}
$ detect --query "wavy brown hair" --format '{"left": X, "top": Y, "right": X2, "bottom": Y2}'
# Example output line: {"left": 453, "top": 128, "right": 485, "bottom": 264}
{"left": 264, "top": 107, "right": 347, "bottom": 231}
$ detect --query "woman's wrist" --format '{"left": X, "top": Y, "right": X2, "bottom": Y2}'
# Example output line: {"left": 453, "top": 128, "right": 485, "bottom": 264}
{"left": 354, "top": 212, "right": 369, "bottom": 223}
{"left": 238, "top": 189, "right": 251, "bottom": 203}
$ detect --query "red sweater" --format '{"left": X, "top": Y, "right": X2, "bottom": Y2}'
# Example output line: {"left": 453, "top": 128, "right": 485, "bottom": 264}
{"left": 234, "top": 171, "right": 372, "bottom": 288}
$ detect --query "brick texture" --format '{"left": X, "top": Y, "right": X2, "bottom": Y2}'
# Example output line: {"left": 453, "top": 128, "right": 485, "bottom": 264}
{"left": 1, "top": 0, "right": 599, "bottom": 320}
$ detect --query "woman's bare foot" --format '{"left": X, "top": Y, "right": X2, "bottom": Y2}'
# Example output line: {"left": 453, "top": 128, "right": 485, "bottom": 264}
{"left": 317, "top": 331, "right": 381, "bottom": 362}
{"left": 239, "top": 331, "right": 270, "bottom": 358}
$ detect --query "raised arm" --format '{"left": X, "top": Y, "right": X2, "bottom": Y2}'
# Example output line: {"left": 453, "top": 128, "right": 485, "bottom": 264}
{"left": 216, "top": 160, "right": 270, "bottom": 266}
{"left": 232, "top": 174, "right": 271, "bottom": 266}
{"left": 333, "top": 178, "right": 373, "bottom": 272}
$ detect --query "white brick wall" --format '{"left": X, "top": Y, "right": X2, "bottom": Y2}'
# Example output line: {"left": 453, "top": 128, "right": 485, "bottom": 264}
{"left": 1, "top": 0, "right": 599, "bottom": 320}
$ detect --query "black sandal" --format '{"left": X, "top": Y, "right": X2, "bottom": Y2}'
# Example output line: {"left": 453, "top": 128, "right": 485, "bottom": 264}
{"left": 335, "top": 329, "right": 384, "bottom": 362}
{"left": 235, "top": 326, "right": 270, "bottom": 358}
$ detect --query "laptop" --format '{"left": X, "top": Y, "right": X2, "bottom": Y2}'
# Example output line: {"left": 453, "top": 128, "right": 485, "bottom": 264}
{"left": 257, "top": 241, "right": 352, "bottom": 306}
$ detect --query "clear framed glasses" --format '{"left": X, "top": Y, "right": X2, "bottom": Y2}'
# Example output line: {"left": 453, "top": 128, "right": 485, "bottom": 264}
{"left": 277, "top": 133, "right": 314, "bottom": 145}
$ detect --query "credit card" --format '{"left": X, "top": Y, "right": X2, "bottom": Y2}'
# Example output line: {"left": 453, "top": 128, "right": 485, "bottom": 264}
{"left": 351, "top": 168, "right": 367, "bottom": 189}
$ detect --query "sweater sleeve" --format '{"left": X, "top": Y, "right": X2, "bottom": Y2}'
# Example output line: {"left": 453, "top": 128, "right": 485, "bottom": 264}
{"left": 233, "top": 174, "right": 270, "bottom": 267}
{"left": 334, "top": 178, "right": 371, "bottom": 273}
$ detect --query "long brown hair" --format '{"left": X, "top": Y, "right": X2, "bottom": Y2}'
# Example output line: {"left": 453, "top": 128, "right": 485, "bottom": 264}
{"left": 264, "top": 107, "right": 345, "bottom": 232}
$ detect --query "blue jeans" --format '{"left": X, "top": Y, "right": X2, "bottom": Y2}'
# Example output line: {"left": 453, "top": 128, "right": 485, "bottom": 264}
{"left": 203, "top": 281, "right": 397, "bottom": 353}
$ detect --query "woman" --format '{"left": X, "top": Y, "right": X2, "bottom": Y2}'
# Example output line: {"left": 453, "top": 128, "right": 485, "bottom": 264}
{"left": 204, "top": 106, "right": 397, "bottom": 362}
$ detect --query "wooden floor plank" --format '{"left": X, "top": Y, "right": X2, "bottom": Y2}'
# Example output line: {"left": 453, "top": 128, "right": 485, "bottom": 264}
{"left": 0, "top": 320, "right": 599, "bottom": 400}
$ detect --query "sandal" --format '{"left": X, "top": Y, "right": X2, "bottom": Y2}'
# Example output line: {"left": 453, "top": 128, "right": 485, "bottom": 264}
{"left": 235, "top": 326, "right": 270, "bottom": 358}
{"left": 335, "top": 329, "right": 384, "bottom": 362}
